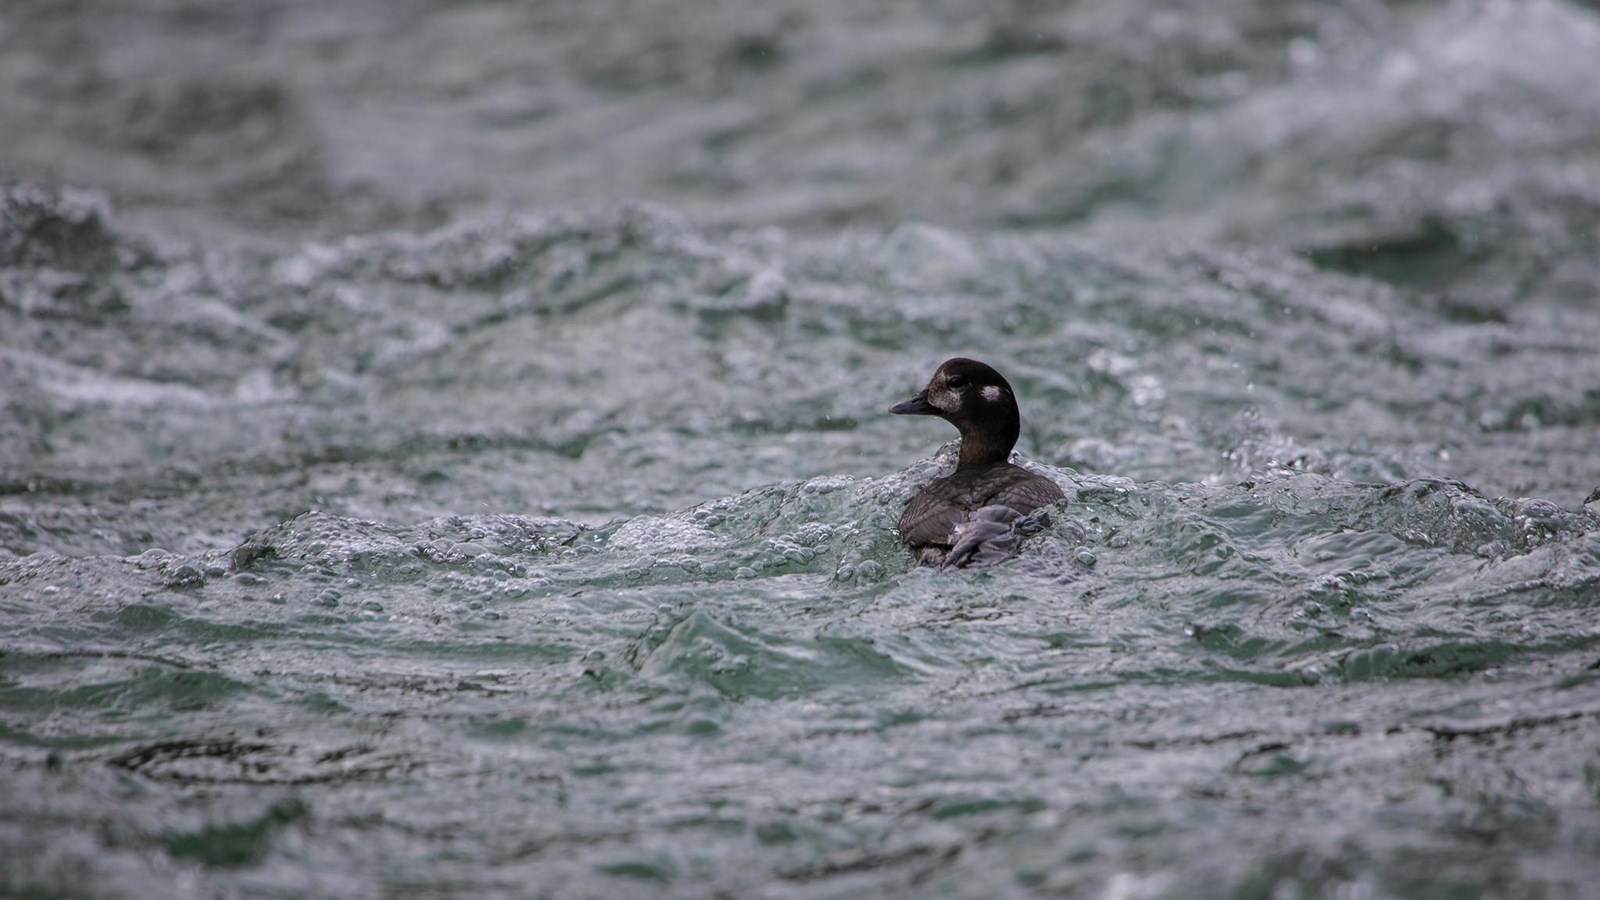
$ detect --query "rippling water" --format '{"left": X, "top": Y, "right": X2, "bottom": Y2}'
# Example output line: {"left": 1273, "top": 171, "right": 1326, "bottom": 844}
{"left": 4, "top": 0, "right": 1600, "bottom": 897}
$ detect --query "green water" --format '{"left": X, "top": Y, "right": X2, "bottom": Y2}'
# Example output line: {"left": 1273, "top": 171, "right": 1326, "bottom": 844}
{"left": 5, "top": 0, "right": 1600, "bottom": 895}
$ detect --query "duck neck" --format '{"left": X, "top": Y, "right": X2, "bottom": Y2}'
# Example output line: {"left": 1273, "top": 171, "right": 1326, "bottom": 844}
{"left": 956, "top": 418, "right": 1019, "bottom": 469}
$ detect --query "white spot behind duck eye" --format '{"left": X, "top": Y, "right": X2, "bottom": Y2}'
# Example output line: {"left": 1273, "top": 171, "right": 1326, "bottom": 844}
{"left": 981, "top": 385, "right": 1002, "bottom": 402}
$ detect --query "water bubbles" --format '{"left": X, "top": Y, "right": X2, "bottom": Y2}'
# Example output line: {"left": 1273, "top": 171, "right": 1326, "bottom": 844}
{"left": 1287, "top": 36, "right": 1324, "bottom": 70}
{"left": 133, "top": 548, "right": 178, "bottom": 569}
{"left": 710, "top": 653, "right": 751, "bottom": 677}
{"left": 131, "top": 548, "right": 210, "bottom": 588}
{"left": 1511, "top": 498, "right": 1563, "bottom": 542}
{"left": 691, "top": 508, "right": 726, "bottom": 528}
{"left": 830, "top": 553, "right": 893, "bottom": 583}
{"left": 163, "top": 564, "right": 206, "bottom": 588}
{"left": 791, "top": 522, "right": 836, "bottom": 545}
{"left": 625, "top": 556, "right": 659, "bottom": 580}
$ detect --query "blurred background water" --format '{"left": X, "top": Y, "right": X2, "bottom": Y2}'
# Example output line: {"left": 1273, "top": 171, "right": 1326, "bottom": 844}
{"left": 3, "top": 1, "right": 1600, "bottom": 897}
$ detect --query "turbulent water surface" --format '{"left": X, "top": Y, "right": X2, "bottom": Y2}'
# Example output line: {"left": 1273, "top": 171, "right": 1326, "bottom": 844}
{"left": 4, "top": 1, "right": 1600, "bottom": 897}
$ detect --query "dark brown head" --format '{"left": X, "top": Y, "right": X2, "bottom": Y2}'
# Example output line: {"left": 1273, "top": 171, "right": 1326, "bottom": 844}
{"left": 889, "top": 357, "right": 1022, "bottom": 467}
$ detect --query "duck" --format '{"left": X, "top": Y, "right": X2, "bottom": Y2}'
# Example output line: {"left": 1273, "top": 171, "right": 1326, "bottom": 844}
{"left": 890, "top": 358, "right": 1066, "bottom": 568}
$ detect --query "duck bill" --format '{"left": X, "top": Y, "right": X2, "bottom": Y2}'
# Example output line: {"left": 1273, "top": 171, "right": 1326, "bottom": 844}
{"left": 889, "top": 390, "right": 937, "bottom": 415}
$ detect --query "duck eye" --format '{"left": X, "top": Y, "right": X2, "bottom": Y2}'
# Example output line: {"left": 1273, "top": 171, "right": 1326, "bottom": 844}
{"left": 946, "top": 374, "right": 967, "bottom": 389}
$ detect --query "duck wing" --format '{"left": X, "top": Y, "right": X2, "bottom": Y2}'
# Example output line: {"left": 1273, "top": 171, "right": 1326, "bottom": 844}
{"left": 898, "top": 465, "right": 1065, "bottom": 557}
{"left": 898, "top": 486, "right": 969, "bottom": 553}
{"left": 986, "top": 470, "right": 1067, "bottom": 515}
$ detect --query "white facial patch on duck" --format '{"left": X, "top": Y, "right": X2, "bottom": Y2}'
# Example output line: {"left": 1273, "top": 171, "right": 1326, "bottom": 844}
{"left": 930, "top": 388, "right": 961, "bottom": 412}
{"left": 981, "top": 385, "right": 1003, "bottom": 403}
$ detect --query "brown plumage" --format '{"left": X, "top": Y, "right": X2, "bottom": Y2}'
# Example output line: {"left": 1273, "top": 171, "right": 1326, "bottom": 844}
{"left": 890, "top": 358, "right": 1066, "bottom": 567}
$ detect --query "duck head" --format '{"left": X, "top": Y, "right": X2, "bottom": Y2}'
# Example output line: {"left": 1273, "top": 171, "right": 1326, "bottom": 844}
{"left": 890, "top": 357, "right": 1022, "bottom": 467}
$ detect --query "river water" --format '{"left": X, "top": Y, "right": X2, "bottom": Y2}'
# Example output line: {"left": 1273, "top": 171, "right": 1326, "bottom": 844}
{"left": 3, "top": 1, "right": 1600, "bottom": 897}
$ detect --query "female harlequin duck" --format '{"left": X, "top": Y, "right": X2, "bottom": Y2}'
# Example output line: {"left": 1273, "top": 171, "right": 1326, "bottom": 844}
{"left": 890, "top": 358, "right": 1066, "bottom": 568}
